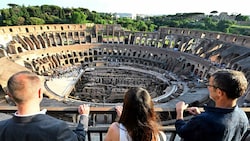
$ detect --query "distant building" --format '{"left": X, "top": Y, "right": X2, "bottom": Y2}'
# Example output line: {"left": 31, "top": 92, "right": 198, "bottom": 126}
{"left": 114, "top": 13, "right": 134, "bottom": 19}
{"left": 218, "top": 12, "right": 236, "bottom": 20}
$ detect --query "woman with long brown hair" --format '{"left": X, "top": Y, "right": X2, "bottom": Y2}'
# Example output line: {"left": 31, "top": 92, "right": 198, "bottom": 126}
{"left": 105, "top": 87, "right": 166, "bottom": 141}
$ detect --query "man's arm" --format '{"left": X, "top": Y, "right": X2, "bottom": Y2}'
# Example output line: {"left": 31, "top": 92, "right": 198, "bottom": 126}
{"left": 73, "top": 104, "right": 90, "bottom": 141}
{"left": 74, "top": 114, "right": 89, "bottom": 141}
{"left": 175, "top": 101, "right": 200, "bottom": 120}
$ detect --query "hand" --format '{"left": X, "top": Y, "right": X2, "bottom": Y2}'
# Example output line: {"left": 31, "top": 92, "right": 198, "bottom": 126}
{"left": 186, "top": 107, "right": 201, "bottom": 115}
{"left": 78, "top": 104, "right": 90, "bottom": 115}
{"left": 176, "top": 101, "right": 189, "bottom": 112}
{"left": 115, "top": 106, "right": 123, "bottom": 117}
{"left": 175, "top": 101, "right": 188, "bottom": 120}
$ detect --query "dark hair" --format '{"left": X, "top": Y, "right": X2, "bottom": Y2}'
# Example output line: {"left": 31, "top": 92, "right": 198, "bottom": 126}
{"left": 118, "top": 87, "right": 161, "bottom": 141}
{"left": 212, "top": 69, "right": 248, "bottom": 99}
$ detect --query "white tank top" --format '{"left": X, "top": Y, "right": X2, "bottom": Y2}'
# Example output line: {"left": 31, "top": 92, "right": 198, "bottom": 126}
{"left": 119, "top": 123, "right": 167, "bottom": 141}
{"left": 119, "top": 123, "right": 132, "bottom": 141}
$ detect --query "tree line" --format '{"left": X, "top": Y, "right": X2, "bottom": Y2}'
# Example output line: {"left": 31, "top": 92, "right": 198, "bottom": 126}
{"left": 1, "top": 4, "right": 250, "bottom": 36}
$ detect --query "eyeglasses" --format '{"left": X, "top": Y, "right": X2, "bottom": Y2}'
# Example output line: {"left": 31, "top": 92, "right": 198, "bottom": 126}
{"left": 206, "top": 84, "right": 219, "bottom": 89}
{"left": 206, "top": 83, "right": 225, "bottom": 91}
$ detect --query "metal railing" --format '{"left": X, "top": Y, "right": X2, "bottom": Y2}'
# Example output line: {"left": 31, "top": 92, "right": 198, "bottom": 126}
{"left": 87, "top": 125, "right": 182, "bottom": 141}
{"left": 0, "top": 106, "right": 250, "bottom": 141}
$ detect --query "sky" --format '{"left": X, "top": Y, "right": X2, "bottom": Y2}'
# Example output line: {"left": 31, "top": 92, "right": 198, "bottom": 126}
{"left": 0, "top": 0, "right": 249, "bottom": 16}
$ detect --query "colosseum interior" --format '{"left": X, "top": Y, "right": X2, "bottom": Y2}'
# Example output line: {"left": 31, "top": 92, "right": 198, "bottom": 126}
{"left": 0, "top": 24, "right": 250, "bottom": 134}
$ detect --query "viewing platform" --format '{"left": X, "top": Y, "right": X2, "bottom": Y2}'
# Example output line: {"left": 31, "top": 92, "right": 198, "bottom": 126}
{"left": 0, "top": 106, "right": 250, "bottom": 141}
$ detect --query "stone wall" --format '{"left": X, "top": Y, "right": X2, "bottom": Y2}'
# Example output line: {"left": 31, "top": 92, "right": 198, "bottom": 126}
{"left": 0, "top": 24, "right": 249, "bottom": 103}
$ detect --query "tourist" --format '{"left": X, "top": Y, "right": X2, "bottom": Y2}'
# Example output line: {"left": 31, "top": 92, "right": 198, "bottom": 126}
{"left": 104, "top": 87, "right": 167, "bottom": 141}
{"left": 175, "top": 69, "right": 249, "bottom": 141}
{"left": 0, "top": 71, "right": 89, "bottom": 141}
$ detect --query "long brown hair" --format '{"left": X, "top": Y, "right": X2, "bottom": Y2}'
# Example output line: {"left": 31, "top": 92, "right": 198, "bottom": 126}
{"left": 119, "top": 87, "right": 161, "bottom": 141}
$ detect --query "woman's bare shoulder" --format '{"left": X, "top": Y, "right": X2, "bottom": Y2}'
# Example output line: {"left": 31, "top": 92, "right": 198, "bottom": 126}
{"left": 109, "top": 122, "right": 120, "bottom": 130}
{"left": 105, "top": 122, "right": 120, "bottom": 141}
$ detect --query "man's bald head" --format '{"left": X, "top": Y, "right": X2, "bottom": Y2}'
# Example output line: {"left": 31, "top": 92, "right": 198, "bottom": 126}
{"left": 7, "top": 71, "right": 42, "bottom": 104}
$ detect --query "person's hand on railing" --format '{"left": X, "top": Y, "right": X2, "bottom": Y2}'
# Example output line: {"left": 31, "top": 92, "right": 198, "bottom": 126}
{"left": 78, "top": 104, "right": 90, "bottom": 131}
{"left": 115, "top": 105, "right": 123, "bottom": 118}
{"left": 186, "top": 107, "right": 201, "bottom": 115}
{"left": 78, "top": 104, "right": 90, "bottom": 116}
{"left": 176, "top": 101, "right": 188, "bottom": 120}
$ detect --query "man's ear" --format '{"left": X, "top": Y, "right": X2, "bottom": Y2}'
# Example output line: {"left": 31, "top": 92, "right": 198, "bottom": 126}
{"left": 38, "top": 88, "right": 43, "bottom": 99}
{"left": 7, "top": 92, "right": 12, "bottom": 99}
{"left": 7, "top": 91, "right": 15, "bottom": 101}
{"left": 6, "top": 93, "right": 16, "bottom": 106}
{"left": 217, "top": 89, "right": 225, "bottom": 97}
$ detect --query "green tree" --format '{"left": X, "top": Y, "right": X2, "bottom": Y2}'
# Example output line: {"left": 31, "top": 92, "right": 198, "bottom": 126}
{"left": 16, "top": 16, "right": 25, "bottom": 25}
{"left": 41, "top": 5, "right": 52, "bottom": 15}
{"left": 59, "top": 8, "right": 65, "bottom": 19}
{"left": 203, "top": 17, "right": 217, "bottom": 30}
{"left": 2, "top": 19, "right": 12, "bottom": 26}
{"left": 210, "top": 11, "right": 218, "bottom": 14}
{"left": 71, "top": 11, "right": 87, "bottom": 24}
{"left": 1, "top": 9, "right": 11, "bottom": 20}
{"left": 136, "top": 20, "right": 147, "bottom": 31}
{"left": 21, "top": 5, "right": 30, "bottom": 19}
{"left": 50, "top": 5, "right": 61, "bottom": 16}
{"left": 27, "top": 6, "right": 43, "bottom": 18}
{"left": 7, "top": 3, "right": 19, "bottom": 8}
{"left": 10, "top": 14, "right": 19, "bottom": 25}
{"left": 29, "top": 17, "right": 45, "bottom": 25}
{"left": 44, "top": 14, "right": 61, "bottom": 24}
{"left": 148, "top": 24, "right": 157, "bottom": 32}
{"left": 235, "top": 14, "right": 249, "bottom": 21}
{"left": 217, "top": 20, "right": 233, "bottom": 33}
{"left": 88, "top": 11, "right": 102, "bottom": 23}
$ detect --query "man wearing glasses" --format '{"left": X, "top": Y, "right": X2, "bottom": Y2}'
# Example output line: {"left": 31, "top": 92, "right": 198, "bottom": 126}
{"left": 175, "top": 69, "right": 249, "bottom": 141}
